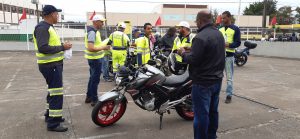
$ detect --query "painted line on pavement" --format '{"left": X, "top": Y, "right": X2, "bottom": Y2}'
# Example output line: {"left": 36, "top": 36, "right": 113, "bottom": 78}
{"left": 4, "top": 68, "right": 21, "bottom": 91}
{"left": 79, "top": 132, "right": 127, "bottom": 139}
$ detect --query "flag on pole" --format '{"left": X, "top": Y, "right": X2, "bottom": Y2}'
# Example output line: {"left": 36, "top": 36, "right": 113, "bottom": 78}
{"left": 155, "top": 16, "right": 161, "bottom": 26}
{"left": 215, "top": 15, "right": 222, "bottom": 24}
{"left": 270, "top": 16, "right": 277, "bottom": 25}
{"left": 89, "top": 11, "right": 96, "bottom": 20}
{"left": 19, "top": 8, "right": 27, "bottom": 23}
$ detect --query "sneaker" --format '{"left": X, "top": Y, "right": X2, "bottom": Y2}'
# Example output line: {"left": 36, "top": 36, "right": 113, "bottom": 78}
{"left": 225, "top": 95, "right": 232, "bottom": 104}
{"left": 85, "top": 97, "right": 92, "bottom": 103}
{"left": 47, "top": 125, "right": 68, "bottom": 132}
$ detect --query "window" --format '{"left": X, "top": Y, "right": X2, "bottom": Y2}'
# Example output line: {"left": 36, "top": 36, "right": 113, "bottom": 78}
{"left": 0, "top": 3, "right": 2, "bottom": 11}
{"left": 5, "top": 4, "right": 10, "bottom": 12}
{"left": 30, "top": 9, "right": 34, "bottom": 15}
{"left": 11, "top": 6, "right": 16, "bottom": 13}
{"left": 18, "top": 7, "right": 23, "bottom": 14}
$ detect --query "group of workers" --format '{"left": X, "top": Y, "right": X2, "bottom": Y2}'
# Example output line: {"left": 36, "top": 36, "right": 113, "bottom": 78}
{"left": 33, "top": 5, "right": 241, "bottom": 139}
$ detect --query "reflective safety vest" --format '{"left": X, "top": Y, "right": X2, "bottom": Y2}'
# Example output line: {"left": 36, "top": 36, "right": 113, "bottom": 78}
{"left": 109, "top": 31, "right": 130, "bottom": 50}
{"left": 136, "top": 36, "right": 151, "bottom": 64}
{"left": 219, "top": 27, "right": 235, "bottom": 53}
{"left": 33, "top": 26, "right": 64, "bottom": 64}
{"left": 84, "top": 29, "right": 105, "bottom": 59}
{"left": 172, "top": 34, "right": 195, "bottom": 62}
{"left": 172, "top": 34, "right": 195, "bottom": 51}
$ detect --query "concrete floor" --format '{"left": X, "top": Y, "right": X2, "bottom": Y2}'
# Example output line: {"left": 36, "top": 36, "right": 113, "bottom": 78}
{"left": 0, "top": 51, "right": 300, "bottom": 139}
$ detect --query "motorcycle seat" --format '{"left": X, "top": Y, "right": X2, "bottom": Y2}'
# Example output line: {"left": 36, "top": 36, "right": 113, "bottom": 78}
{"left": 162, "top": 70, "right": 190, "bottom": 87}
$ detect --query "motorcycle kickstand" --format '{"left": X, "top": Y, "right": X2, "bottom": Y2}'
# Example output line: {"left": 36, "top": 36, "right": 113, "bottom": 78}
{"left": 159, "top": 113, "right": 163, "bottom": 130}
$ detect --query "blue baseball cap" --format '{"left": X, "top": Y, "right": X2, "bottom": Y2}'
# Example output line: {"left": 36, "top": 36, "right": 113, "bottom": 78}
{"left": 42, "top": 5, "right": 62, "bottom": 16}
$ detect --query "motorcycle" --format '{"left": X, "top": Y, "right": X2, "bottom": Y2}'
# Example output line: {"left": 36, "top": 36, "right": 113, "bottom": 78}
{"left": 91, "top": 61, "right": 194, "bottom": 129}
{"left": 153, "top": 47, "right": 172, "bottom": 76}
{"left": 234, "top": 41, "right": 257, "bottom": 67}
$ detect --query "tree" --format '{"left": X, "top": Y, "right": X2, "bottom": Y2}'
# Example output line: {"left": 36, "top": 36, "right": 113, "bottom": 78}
{"left": 211, "top": 9, "right": 219, "bottom": 24}
{"left": 243, "top": 0, "right": 277, "bottom": 16}
{"left": 277, "top": 6, "right": 293, "bottom": 25}
{"left": 295, "top": 7, "right": 300, "bottom": 24}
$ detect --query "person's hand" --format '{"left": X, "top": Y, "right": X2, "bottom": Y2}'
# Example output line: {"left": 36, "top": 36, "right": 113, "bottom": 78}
{"left": 183, "top": 46, "right": 191, "bottom": 52}
{"left": 177, "top": 47, "right": 185, "bottom": 56}
{"left": 225, "top": 42, "right": 230, "bottom": 48}
{"left": 101, "top": 45, "right": 111, "bottom": 50}
{"left": 63, "top": 41, "right": 72, "bottom": 50}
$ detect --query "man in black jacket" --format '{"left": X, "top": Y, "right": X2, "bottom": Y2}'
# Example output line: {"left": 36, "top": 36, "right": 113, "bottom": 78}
{"left": 178, "top": 10, "right": 225, "bottom": 139}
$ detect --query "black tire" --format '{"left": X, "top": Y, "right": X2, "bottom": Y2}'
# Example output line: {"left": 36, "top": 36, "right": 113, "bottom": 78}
{"left": 91, "top": 98, "right": 127, "bottom": 127}
{"left": 175, "top": 96, "right": 194, "bottom": 121}
{"left": 235, "top": 53, "right": 248, "bottom": 67}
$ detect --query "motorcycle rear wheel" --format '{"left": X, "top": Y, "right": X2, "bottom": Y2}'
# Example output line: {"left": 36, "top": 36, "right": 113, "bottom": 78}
{"left": 235, "top": 53, "right": 248, "bottom": 67}
{"left": 91, "top": 98, "right": 127, "bottom": 127}
{"left": 175, "top": 96, "right": 194, "bottom": 121}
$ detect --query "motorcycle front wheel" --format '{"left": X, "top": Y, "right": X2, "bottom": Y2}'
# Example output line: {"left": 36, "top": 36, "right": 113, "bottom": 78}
{"left": 235, "top": 53, "right": 248, "bottom": 67}
{"left": 175, "top": 96, "right": 194, "bottom": 121}
{"left": 91, "top": 98, "right": 127, "bottom": 127}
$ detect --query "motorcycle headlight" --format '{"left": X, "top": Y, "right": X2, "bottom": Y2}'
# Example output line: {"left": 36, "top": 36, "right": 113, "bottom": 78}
{"left": 155, "top": 59, "right": 162, "bottom": 67}
{"left": 116, "top": 77, "right": 122, "bottom": 85}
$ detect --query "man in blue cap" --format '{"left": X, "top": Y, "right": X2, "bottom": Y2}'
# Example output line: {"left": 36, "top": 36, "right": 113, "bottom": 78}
{"left": 33, "top": 5, "right": 71, "bottom": 132}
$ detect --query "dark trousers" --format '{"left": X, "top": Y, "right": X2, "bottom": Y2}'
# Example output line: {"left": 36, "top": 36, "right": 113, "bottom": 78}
{"left": 39, "top": 64, "right": 63, "bottom": 128}
{"left": 192, "top": 81, "right": 222, "bottom": 139}
{"left": 87, "top": 59, "right": 102, "bottom": 102}
{"left": 102, "top": 55, "right": 110, "bottom": 80}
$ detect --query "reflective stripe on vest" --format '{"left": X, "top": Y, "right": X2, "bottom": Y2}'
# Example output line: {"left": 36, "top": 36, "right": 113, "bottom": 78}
{"left": 33, "top": 26, "right": 64, "bottom": 64}
{"left": 219, "top": 27, "right": 235, "bottom": 53}
{"left": 84, "top": 30, "right": 104, "bottom": 59}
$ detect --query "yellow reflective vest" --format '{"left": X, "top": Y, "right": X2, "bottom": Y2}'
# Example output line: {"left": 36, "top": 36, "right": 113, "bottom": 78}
{"left": 84, "top": 28, "right": 105, "bottom": 59}
{"left": 219, "top": 27, "right": 235, "bottom": 53}
{"left": 136, "top": 36, "right": 151, "bottom": 64}
{"left": 33, "top": 26, "right": 64, "bottom": 64}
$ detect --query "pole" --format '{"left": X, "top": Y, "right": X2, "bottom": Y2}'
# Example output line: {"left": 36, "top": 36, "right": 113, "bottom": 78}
{"left": 237, "top": 0, "right": 241, "bottom": 26}
{"left": 103, "top": 0, "right": 108, "bottom": 38}
{"left": 26, "top": 19, "right": 30, "bottom": 50}
{"left": 36, "top": 3, "right": 39, "bottom": 24}
{"left": 262, "top": 0, "right": 267, "bottom": 28}
{"left": 2, "top": 0, "right": 6, "bottom": 23}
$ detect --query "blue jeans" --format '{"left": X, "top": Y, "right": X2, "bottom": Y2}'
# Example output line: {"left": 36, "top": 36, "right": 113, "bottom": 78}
{"left": 87, "top": 59, "right": 102, "bottom": 102}
{"left": 102, "top": 55, "right": 110, "bottom": 80}
{"left": 225, "top": 56, "right": 234, "bottom": 97}
{"left": 192, "top": 82, "right": 222, "bottom": 139}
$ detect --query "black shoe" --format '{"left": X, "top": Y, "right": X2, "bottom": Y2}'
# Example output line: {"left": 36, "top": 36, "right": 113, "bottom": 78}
{"left": 45, "top": 117, "right": 65, "bottom": 122}
{"left": 91, "top": 101, "right": 98, "bottom": 107}
{"left": 225, "top": 96, "right": 232, "bottom": 104}
{"left": 47, "top": 125, "right": 68, "bottom": 132}
{"left": 85, "top": 97, "right": 92, "bottom": 103}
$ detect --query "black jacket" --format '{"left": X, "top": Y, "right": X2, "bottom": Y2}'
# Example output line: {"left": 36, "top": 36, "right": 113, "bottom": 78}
{"left": 182, "top": 23, "right": 225, "bottom": 86}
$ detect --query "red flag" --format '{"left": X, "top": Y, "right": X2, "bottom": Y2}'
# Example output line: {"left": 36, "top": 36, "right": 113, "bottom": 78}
{"left": 216, "top": 15, "right": 222, "bottom": 24}
{"left": 19, "top": 8, "right": 27, "bottom": 23}
{"left": 270, "top": 16, "right": 277, "bottom": 25}
{"left": 155, "top": 16, "right": 161, "bottom": 26}
{"left": 89, "top": 11, "right": 96, "bottom": 20}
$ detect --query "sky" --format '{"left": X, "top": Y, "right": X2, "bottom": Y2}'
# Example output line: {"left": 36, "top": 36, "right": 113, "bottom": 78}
{"left": 39, "top": 0, "right": 300, "bottom": 22}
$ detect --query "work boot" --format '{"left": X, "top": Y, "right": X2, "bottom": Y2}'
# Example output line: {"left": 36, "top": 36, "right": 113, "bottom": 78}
{"left": 47, "top": 125, "right": 68, "bottom": 132}
{"left": 225, "top": 95, "right": 232, "bottom": 104}
{"left": 45, "top": 117, "right": 65, "bottom": 122}
{"left": 104, "top": 78, "right": 113, "bottom": 82}
{"left": 85, "top": 97, "right": 92, "bottom": 103}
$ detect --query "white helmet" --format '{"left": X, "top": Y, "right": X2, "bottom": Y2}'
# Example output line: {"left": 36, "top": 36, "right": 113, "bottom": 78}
{"left": 117, "top": 22, "right": 126, "bottom": 29}
{"left": 92, "top": 15, "right": 106, "bottom": 22}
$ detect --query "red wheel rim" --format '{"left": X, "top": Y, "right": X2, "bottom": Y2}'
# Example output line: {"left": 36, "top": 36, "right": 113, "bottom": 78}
{"left": 96, "top": 100, "right": 126, "bottom": 125}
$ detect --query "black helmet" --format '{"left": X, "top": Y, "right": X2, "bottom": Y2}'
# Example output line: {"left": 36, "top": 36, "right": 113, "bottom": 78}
{"left": 167, "top": 52, "right": 188, "bottom": 75}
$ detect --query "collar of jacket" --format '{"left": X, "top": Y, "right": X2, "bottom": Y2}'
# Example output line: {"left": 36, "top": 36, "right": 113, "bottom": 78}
{"left": 197, "top": 23, "right": 214, "bottom": 33}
